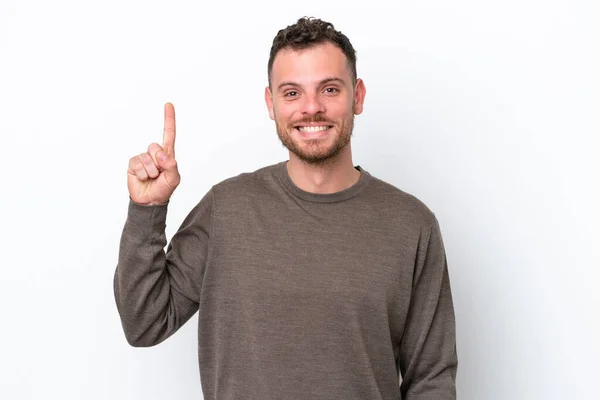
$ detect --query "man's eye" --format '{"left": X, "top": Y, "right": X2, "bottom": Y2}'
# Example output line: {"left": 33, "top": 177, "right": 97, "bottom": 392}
{"left": 285, "top": 91, "right": 298, "bottom": 97}
{"left": 324, "top": 87, "right": 339, "bottom": 94}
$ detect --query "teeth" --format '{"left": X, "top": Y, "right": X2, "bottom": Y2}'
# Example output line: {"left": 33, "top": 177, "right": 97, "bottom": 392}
{"left": 298, "top": 126, "right": 329, "bottom": 133}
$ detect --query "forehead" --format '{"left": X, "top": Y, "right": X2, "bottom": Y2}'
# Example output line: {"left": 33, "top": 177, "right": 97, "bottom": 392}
{"left": 270, "top": 42, "right": 351, "bottom": 87}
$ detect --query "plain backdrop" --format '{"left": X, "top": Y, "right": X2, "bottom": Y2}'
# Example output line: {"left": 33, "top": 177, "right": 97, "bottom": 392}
{"left": 1, "top": 0, "right": 598, "bottom": 399}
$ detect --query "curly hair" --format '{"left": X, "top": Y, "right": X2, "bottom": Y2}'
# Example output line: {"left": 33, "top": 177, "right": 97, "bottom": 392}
{"left": 267, "top": 17, "right": 357, "bottom": 86}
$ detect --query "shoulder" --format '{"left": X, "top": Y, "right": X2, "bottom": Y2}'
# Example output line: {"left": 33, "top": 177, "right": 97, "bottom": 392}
{"left": 207, "top": 162, "right": 283, "bottom": 204}
{"left": 363, "top": 172, "right": 438, "bottom": 228}
{"left": 212, "top": 162, "right": 280, "bottom": 190}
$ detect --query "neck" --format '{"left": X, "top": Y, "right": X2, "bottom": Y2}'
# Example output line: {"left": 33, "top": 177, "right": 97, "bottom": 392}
{"left": 286, "top": 144, "right": 360, "bottom": 194}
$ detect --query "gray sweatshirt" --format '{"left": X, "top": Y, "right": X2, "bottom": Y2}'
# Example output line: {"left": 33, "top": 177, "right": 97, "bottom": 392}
{"left": 114, "top": 161, "right": 457, "bottom": 399}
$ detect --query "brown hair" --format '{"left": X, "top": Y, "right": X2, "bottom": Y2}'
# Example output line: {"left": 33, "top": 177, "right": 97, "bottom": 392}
{"left": 267, "top": 17, "right": 357, "bottom": 86}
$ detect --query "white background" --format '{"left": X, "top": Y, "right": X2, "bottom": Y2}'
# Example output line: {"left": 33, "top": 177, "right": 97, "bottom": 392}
{"left": 1, "top": 0, "right": 599, "bottom": 399}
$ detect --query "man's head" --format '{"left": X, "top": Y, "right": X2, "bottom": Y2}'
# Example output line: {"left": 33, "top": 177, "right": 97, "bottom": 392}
{"left": 265, "top": 17, "right": 366, "bottom": 166}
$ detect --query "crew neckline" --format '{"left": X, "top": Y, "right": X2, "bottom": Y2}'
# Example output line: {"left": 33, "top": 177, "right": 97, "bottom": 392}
{"left": 275, "top": 160, "right": 371, "bottom": 203}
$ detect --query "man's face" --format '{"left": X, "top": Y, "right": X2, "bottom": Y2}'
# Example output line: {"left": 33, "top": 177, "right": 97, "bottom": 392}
{"left": 265, "top": 42, "right": 366, "bottom": 165}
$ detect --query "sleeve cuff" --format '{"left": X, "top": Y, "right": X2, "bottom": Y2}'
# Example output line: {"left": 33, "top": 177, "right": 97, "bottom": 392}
{"left": 124, "top": 198, "right": 169, "bottom": 236}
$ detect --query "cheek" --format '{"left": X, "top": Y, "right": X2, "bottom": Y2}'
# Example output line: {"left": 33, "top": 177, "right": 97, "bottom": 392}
{"left": 273, "top": 101, "right": 289, "bottom": 116}
{"left": 325, "top": 97, "right": 353, "bottom": 115}
{"left": 328, "top": 108, "right": 351, "bottom": 122}
{"left": 275, "top": 106, "right": 300, "bottom": 124}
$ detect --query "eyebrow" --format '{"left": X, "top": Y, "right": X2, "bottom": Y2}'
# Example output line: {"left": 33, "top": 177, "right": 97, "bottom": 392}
{"left": 277, "top": 77, "right": 346, "bottom": 91}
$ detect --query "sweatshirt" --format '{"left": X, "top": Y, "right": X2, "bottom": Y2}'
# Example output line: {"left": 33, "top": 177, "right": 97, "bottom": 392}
{"left": 114, "top": 160, "right": 457, "bottom": 399}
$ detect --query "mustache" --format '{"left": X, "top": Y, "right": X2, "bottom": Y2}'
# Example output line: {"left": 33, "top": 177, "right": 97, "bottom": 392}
{"left": 288, "top": 115, "right": 334, "bottom": 128}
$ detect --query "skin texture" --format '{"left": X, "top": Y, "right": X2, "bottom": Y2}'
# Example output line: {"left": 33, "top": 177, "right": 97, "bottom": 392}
{"left": 265, "top": 41, "right": 367, "bottom": 194}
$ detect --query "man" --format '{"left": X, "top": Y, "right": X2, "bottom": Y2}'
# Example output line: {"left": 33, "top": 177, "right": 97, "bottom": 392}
{"left": 114, "top": 17, "right": 457, "bottom": 399}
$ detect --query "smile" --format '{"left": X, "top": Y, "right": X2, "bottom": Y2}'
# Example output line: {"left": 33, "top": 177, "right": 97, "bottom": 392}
{"left": 296, "top": 125, "right": 332, "bottom": 133}
{"left": 294, "top": 125, "right": 333, "bottom": 140}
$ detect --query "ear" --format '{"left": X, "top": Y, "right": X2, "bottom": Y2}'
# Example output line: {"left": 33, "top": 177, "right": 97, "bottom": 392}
{"left": 353, "top": 78, "right": 366, "bottom": 115}
{"left": 265, "top": 86, "right": 275, "bottom": 120}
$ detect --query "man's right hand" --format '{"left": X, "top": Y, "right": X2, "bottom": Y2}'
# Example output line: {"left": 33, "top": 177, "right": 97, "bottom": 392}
{"left": 127, "top": 102, "right": 181, "bottom": 205}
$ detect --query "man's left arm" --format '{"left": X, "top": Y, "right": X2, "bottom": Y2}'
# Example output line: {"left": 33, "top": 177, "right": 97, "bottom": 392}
{"left": 398, "top": 216, "right": 458, "bottom": 399}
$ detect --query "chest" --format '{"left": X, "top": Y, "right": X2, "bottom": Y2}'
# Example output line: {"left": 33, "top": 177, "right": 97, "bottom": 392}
{"left": 204, "top": 202, "right": 416, "bottom": 321}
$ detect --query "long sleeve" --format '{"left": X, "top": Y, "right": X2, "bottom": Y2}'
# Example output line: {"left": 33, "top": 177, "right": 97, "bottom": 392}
{"left": 113, "top": 189, "right": 214, "bottom": 347}
{"left": 399, "top": 216, "right": 458, "bottom": 399}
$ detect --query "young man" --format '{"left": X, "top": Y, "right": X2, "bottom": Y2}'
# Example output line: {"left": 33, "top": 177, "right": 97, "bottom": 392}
{"left": 115, "top": 17, "right": 457, "bottom": 400}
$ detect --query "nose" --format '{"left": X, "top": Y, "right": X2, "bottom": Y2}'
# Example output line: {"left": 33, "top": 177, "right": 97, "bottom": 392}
{"left": 300, "top": 92, "right": 325, "bottom": 115}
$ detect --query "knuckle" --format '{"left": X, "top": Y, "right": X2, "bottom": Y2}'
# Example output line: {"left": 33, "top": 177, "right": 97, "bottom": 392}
{"left": 148, "top": 142, "right": 162, "bottom": 153}
{"left": 134, "top": 164, "right": 144, "bottom": 174}
{"left": 140, "top": 153, "right": 153, "bottom": 165}
{"left": 135, "top": 170, "right": 148, "bottom": 180}
{"left": 164, "top": 160, "right": 178, "bottom": 171}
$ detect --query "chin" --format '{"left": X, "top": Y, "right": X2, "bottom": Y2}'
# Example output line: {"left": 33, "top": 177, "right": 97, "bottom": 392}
{"left": 293, "top": 141, "right": 348, "bottom": 165}
{"left": 277, "top": 124, "right": 351, "bottom": 164}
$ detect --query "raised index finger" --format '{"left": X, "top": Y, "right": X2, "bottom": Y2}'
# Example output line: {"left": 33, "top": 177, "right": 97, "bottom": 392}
{"left": 163, "top": 102, "right": 176, "bottom": 156}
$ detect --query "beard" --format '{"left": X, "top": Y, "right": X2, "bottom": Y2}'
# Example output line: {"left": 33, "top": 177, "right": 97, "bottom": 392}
{"left": 275, "top": 111, "right": 355, "bottom": 167}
